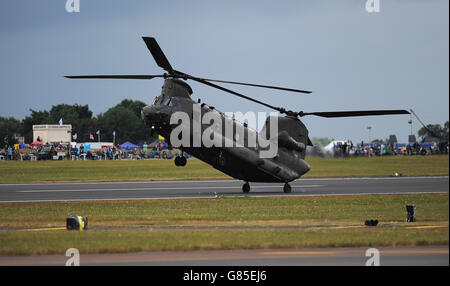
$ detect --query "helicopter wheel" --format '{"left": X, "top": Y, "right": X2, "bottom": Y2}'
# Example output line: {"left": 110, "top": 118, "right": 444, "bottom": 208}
{"left": 174, "top": 156, "right": 181, "bottom": 167}
{"left": 174, "top": 156, "right": 187, "bottom": 167}
{"left": 242, "top": 182, "right": 250, "bottom": 193}
{"left": 179, "top": 156, "right": 187, "bottom": 167}
{"left": 283, "top": 183, "right": 292, "bottom": 193}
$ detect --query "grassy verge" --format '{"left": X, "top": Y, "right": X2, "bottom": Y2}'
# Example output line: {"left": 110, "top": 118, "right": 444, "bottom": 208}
{"left": 0, "top": 193, "right": 447, "bottom": 255}
{"left": 0, "top": 155, "right": 448, "bottom": 184}
{"left": 305, "top": 155, "right": 449, "bottom": 178}
{"left": 0, "top": 193, "right": 448, "bottom": 228}
{"left": 0, "top": 158, "right": 226, "bottom": 183}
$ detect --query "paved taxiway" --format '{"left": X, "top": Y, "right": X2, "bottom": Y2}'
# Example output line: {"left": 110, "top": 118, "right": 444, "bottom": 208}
{"left": 0, "top": 176, "right": 447, "bottom": 203}
{"left": 0, "top": 246, "right": 447, "bottom": 266}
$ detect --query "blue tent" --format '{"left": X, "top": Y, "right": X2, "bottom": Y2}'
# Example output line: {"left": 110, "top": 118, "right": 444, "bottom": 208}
{"left": 120, "top": 141, "right": 140, "bottom": 149}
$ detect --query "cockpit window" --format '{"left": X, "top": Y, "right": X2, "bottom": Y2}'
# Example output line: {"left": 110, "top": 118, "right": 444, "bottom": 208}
{"left": 161, "top": 97, "right": 171, "bottom": 106}
{"left": 152, "top": 95, "right": 172, "bottom": 106}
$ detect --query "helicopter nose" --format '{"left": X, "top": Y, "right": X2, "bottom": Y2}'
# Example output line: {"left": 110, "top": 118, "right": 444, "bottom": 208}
{"left": 141, "top": 105, "right": 170, "bottom": 126}
{"left": 141, "top": 105, "right": 154, "bottom": 119}
{"left": 142, "top": 105, "right": 158, "bottom": 124}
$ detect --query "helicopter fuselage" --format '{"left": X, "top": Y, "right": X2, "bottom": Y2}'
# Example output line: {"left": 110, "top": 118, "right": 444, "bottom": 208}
{"left": 141, "top": 78, "right": 311, "bottom": 183}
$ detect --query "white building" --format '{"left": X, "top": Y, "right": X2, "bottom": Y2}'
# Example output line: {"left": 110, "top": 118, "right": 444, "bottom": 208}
{"left": 33, "top": 125, "right": 72, "bottom": 144}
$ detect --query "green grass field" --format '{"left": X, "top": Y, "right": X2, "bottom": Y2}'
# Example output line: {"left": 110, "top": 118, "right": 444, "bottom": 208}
{"left": 0, "top": 193, "right": 447, "bottom": 255}
{"left": 0, "top": 155, "right": 448, "bottom": 183}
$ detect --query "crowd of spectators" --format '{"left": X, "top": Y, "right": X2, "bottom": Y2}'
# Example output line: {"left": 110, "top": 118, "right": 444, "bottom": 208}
{"left": 0, "top": 140, "right": 182, "bottom": 161}
{"left": 329, "top": 140, "right": 448, "bottom": 158}
{"left": 1, "top": 137, "right": 448, "bottom": 161}
{"left": 0, "top": 141, "right": 70, "bottom": 161}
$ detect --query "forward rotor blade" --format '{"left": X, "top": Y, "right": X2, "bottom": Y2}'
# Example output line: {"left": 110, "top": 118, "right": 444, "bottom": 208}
{"left": 301, "top": 110, "right": 410, "bottom": 118}
{"left": 142, "top": 37, "right": 173, "bottom": 73}
{"left": 64, "top": 75, "right": 166, "bottom": 80}
{"left": 142, "top": 37, "right": 311, "bottom": 94}
{"left": 198, "top": 78, "right": 312, "bottom": 94}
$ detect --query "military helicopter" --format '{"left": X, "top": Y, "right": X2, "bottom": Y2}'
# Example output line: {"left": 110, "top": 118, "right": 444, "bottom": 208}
{"left": 66, "top": 37, "right": 410, "bottom": 193}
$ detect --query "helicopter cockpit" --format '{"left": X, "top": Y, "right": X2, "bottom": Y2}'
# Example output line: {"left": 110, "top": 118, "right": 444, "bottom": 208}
{"left": 152, "top": 95, "right": 171, "bottom": 106}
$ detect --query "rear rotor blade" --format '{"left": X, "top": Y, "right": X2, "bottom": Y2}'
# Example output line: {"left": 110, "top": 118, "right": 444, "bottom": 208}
{"left": 187, "top": 75, "right": 286, "bottom": 113}
{"left": 142, "top": 37, "right": 173, "bottom": 73}
{"left": 198, "top": 78, "right": 312, "bottom": 94}
{"left": 64, "top": 75, "right": 166, "bottom": 79}
{"left": 409, "top": 109, "right": 445, "bottom": 139}
{"left": 301, "top": 110, "right": 410, "bottom": 118}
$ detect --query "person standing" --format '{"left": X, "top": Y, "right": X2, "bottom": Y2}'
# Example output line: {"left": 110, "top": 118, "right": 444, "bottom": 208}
{"left": 343, "top": 142, "right": 348, "bottom": 157}
{"left": 7, "top": 145, "right": 13, "bottom": 160}
{"left": 143, "top": 142, "right": 148, "bottom": 158}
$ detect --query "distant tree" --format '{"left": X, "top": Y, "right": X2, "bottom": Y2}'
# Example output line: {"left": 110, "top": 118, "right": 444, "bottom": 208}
{"left": 371, "top": 139, "right": 385, "bottom": 144}
{"left": 49, "top": 104, "right": 96, "bottom": 142}
{"left": 20, "top": 109, "right": 51, "bottom": 143}
{"left": 19, "top": 105, "right": 97, "bottom": 143}
{"left": 444, "top": 121, "right": 449, "bottom": 139}
{"left": 96, "top": 99, "right": 154, "bottom": 144}
{"left": 115, "top": 99, "right": 147, "bottom": 119}
{"left": 418, "top": 123, "right": 447, "bottom": 143}
{"left": 10, "top": 99, "right": 156, "bottom": 146}
{"left": 0, "top": 116, "right": 22, "bottom": 148}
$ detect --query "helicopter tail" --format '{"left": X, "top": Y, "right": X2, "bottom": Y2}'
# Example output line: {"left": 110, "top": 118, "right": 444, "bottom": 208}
{"left": 261, "top": 116, "right": 311, "bottom": 159}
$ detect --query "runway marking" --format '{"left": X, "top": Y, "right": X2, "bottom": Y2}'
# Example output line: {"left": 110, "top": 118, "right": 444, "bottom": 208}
{"left": 1, "top": 175, "right": 447, "bottom": 186}
{"left": 16, "top": 185, "right": 325, "bottom": 193}
{"left": 327, "top": 225, "right": 365, "bottom": 229}
{"left": 262, "top": 251, "right": 337, "bottom": 256}
{"left": 405, "top": 225, "right": 448, "bottom": 230}
{"left": 19, "top": 227, "right": 66, "bottom": 232}
{"left": 325, "top": 225, "right": 449, "bottom": 230}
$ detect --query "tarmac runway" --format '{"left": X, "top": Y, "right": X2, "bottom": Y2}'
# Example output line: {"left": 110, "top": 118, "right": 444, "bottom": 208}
{"left": 0, "top": 176, "right": 448, "bottom": 203}
{"left": 1, "top": 246, "right": 448, "bottom": 266}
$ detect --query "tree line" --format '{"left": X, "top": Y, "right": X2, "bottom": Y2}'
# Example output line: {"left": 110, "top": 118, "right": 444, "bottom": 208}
{"left": 1, "top": 101, "right": 448, "bottom": 148}
{"left": 0, "top": 99, "right": 156, "bottom": 148}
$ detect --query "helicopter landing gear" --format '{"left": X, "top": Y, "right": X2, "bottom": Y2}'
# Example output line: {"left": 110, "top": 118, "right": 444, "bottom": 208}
{"left": 174, "top": 156, "right": 187, "bottom": 167}
{"left": 283, "top": 182, "right": 292, "bottom": 193}
{"left": 242, "top": 182, "right": 250, "bottom": 193}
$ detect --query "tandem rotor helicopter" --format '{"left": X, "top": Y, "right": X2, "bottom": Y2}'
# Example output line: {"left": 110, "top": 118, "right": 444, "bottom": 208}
{"left": 66, "top": 37, "right": 410, "bottom": 193}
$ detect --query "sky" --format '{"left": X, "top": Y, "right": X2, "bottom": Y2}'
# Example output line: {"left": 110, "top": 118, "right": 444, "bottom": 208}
{"left": 0, "top": 0, "right": 448, "bottom": 143}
